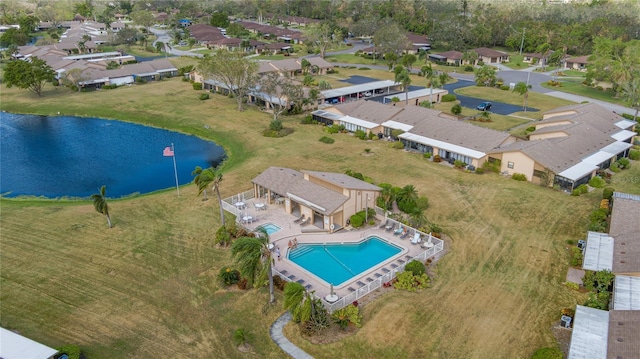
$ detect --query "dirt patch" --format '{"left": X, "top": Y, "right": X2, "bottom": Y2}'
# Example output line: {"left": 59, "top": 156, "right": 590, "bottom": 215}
{"left": 551, "top": 323, "right": 573, "bottom": 358}
{"left": 236, "top": 343, "right": 253, "bottom": 353}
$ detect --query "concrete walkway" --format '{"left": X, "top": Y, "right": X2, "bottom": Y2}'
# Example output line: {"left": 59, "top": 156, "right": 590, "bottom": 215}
{"left": 270, "top": 312, "right": 314, "bottom": 359}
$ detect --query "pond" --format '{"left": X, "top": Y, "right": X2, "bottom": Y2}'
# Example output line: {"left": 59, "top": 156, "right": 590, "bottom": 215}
{"left": 0, "top": 112, "right": 226, "bottom": 199}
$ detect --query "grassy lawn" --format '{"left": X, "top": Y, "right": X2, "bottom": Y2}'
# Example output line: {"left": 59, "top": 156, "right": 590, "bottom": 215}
{"left": 454, "top": 86, "right": 575, "bottom": 120}
{"left": 0, "top": 78, "right": 615, "bottom": 358}
{"left": 540, "top": 78, "right": 625, "bottom": 106}
{"left": 432, "top": 102, "right": 532, "bottom": 131}
{"left": 559, "top": 70, "right": 587, "bottom": 78}
{"left": 500, "top": 54, "right": 534, "bottom": 70}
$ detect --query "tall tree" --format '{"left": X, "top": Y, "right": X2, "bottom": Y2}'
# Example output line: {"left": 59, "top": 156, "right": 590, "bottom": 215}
{"left": 401, "top": 53, "right": 417, "bottom": 71}
{"left": 395, "top": 67, "right": 411, "bottom": 105}
{"left": 374, "top": 19, "right": 409, "bottom": 56}
{"left": 90, "top": 185, "right": 112, "bottom": 228}
{"left": 474, "top": 65, "right": 497, "bottom": 87}
{"left": 192, "top": 166, "right": 225, "bottom": 226}
{"left": 422, "top": 62, "right": 435, "bottom": 104}
{"left": 589, "top": 38, "right": 640, "bottom": 119}
{"left": 198, "top": 50, "right": 258, "bottom": 111}
{"left": 306, "top": 22, "right": 339, "bottom": 59}
{"left": 231, "top": 228, "right": 275, "bottom": 303}
{"left": 512, "top": 81, "right": 532, "bottom": 111}
{"left": 4, "top": 57, "right": 56, "bottom": 96}
{"left": 130, "top": 9, "right": 155, "bottom": 34}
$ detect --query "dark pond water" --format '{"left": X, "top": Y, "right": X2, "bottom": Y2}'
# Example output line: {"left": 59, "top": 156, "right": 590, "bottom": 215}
{"left": 0, "top": 112, "right": 226, "bottom": 198}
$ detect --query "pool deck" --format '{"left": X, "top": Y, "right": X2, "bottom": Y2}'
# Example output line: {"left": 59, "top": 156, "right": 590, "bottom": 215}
{"left": 239, "top": 198, "right": 432, "bottom": 299}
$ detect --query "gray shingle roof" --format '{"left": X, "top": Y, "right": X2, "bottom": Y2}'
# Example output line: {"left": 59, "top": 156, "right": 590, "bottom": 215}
{"left": 610, "top": 193, "right": 640, "bottom": 274}
{"left": 302, "top": 171, "right": 381, "bottom": 191}
{"left": 252, "top": 167, "right": 348, "bottom": 215}
{"left": 607, "top": 311, "right": 640, "bottom": 359}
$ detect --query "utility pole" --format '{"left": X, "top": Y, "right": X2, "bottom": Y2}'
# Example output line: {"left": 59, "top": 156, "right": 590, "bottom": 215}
{"left": 519, "top": 28, "right": 526, "bottom": 55}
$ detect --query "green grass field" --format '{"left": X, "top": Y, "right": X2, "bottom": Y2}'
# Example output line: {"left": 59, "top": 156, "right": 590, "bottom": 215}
{"left": 1, "top": 70, "right": 636, "bottom": 358}
{"left": 540, "top": 78, "right": 624, "bottom": 106}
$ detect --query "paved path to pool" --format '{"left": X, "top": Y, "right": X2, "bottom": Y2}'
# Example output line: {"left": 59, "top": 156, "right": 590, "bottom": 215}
{"left": 270, "top": 312, "right": 315, "bottom": 359}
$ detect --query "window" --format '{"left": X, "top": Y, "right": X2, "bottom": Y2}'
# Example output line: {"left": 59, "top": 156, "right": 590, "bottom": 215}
{"left": 507, "top": 161, "right": 514, "bottom": 169}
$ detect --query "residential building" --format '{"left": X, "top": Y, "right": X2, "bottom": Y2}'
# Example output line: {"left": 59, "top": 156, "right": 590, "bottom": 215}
{"left": 563, "top": 55, "right": 590, "bottom": 71}
{"left": 251, "top": 167, "right": 381, "bottom": 232}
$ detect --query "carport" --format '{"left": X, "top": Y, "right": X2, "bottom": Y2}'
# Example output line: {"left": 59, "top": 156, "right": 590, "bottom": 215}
{"left": 321, "top": 80, "right": 399, "bottom": 104}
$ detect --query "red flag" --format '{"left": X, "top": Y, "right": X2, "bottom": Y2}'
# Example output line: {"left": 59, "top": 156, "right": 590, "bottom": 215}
{"left": 163, "top": 146, "right": 174, "bottom": 157}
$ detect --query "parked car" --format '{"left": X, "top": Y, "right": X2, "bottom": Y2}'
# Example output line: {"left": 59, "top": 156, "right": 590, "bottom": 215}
{"left": 363, "top": 91, "right": 372, "bottom": 97}
{"left": 477, "top": 101, "right": 492, "bottom": 111}
{"left": 375, "top": 89, "right": 385, "bottom": 94}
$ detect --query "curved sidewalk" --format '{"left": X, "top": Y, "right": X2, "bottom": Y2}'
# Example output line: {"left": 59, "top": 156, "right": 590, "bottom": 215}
{"left": 270, "top": 312, "right": 314, "bottom": 359}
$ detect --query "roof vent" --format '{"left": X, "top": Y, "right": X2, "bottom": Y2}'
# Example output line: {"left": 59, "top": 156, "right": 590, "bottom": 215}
{"left": 617, "top": 338, "right": 624, "bottom": 342}
{"left": 618, "top": 321, "right": 624, "bottom": 326}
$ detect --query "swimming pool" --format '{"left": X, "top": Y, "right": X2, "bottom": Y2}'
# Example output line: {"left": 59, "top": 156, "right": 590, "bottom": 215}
{"left": 288, "top": 237, "right": 402, "bottom": 286}
{"left": 258, "top": 223, "right": 282, "bottom": 235}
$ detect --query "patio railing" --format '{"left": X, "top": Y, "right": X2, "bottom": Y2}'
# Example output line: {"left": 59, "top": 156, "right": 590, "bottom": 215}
{"left": 222, "top": 189, "right": 255, "bottom": 221}
{"left": 272, "top": 235, "right": 444, "bottom": 314}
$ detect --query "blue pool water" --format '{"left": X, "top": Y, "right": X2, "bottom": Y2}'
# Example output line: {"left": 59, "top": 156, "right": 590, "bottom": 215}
{"left": 259, "top": 223, "right": 282, "bottom": 235}
{"left": 288, "top": 237, "right": 402, "bottom": 286}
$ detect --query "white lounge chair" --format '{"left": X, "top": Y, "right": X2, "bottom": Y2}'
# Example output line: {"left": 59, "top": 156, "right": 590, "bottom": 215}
{"left": 411, "top": 232, "right": 421, "bottom": 244}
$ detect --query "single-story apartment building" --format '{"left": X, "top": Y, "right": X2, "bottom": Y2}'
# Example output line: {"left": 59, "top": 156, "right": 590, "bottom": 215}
{"left": 563, "top": 55, "right": 590, "bottom": 71}
{"left": 251, "top": 167, "right": 381, "bottom": 233}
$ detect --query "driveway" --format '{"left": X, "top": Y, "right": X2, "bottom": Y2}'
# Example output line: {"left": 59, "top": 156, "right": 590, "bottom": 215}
{"left": 443, "top": 80, "right": 537, "bottom": 114}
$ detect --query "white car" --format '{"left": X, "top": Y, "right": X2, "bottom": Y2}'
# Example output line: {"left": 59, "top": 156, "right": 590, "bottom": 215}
{"left": 363, "top": 91, "right": 372, "bottom": 97}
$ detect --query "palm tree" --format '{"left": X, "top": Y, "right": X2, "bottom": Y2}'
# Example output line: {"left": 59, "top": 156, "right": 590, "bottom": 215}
{"left": 300, "top": 58, "right": 311, "bottom": 75}
{"left": 90, "top": 185, "right": 112, "bottom": 228}
{"left": 422, "top": 62, "right": 435, "bottom": 104}
{"left": 283, "top": 281, "right": 307, "bottom": 322}
{"left": 461, "top": 50, "right": 478, "bottom": 66}
{"left": 395, "top": 68, "right": 411, "bottom": 105}
{"left": 192, "top": 166, "right": 209, "bottom": 200}
{"left": 512, "top": 81, "right": 531, "bottom": 111}
{"left": 192, "top": 166, "right": 225, "bottom": 226}
{"left": 438, "top": 71, "right": 451, "bottom": 88}
{"left": 231, "top": 228, "right": 275, "bottom": 303}
{"left": 398, "top": 184, "right": 418, "bottom": 204}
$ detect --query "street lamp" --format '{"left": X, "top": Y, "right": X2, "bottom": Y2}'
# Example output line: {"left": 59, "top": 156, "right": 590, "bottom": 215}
{"left": 365, "top": 195, "right": 370, "bottom": 222}
{"left": 519, "top": 27, "right": 526, "bottom": 55}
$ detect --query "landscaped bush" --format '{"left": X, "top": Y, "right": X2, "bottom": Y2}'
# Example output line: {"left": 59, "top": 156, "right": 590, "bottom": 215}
{"left": 451, "top": 104, "right": 462, "bottom": 115}
{"left": 571, "top": 184, "right": 589, "bottom": 196}
{"left": 326, "top": 124, "right": 342, "bottom": 134}
{"left": 273, "top": 275, "right": 287, "bottom": 290}
{"left": 609, "top": 162, "right": 621, "bottom": 172}
{"left": 570, "top": 246, "right": 583, "bottom": 267}
{"left": 135, "top": 77, "right": 147, "bottom": 83}
{"left": 629, "top": 150, "right": 640, "bottom": 160}
{"left": 454, "top": 160, "right": 466, "bottom": 168}
{"left": 56, "top": 344, "right": 81, "bottom": 359}
{"left": 404, "top": 260, "right": 425, "bottom": 276}
{"left": 566, "top": 281, "right": 580, "bottom": 290}
{"left": 423, "top": 152, "right": 432, "bottom": 159}
{"left": 588, "top": 208, "right": 609, "bottom": 232}
{"left": 393, "top": 271, "right": 430, "bottom": 292}
{"left": 511, "top": 173, "right": 527, "bottom": 181}
{"left": 349, "top": 213, "right": 365, "bottom": 228}
{"left": 332, "top": 304, "right": 362, "bottom": 329}
{"left": 390, "top": 141, "right": 404, "bottom": 149}
{"left": 178, "top": 65, "right": 194, "bottom": 76}
{"left": 300, "top": 114, "right": 314, "bottom": 124}
{"left": 218, "top": 266, "right": 241, "bottom": 286}
{"left": 215, "top": 225, "right": 232, "bottom": 246}
{"left": 602, "top": 187, "right": 615, "bottom": 200}
{"left": 464, "top": 65, "right": 474, "bottom": 72}
{"left": 475, "top": 167, "right": 485, "bottom": 174}
{"left": 526, "top": 126, "right": 536, "bottom": 132}
{"left": 588, "top": 176, "right": 606, "bottom": 188}
{"left": 433, "top": 154, "right": 442, "bottom": 162}
{"left": 102, "top": 84, "right": 118, "bottom": 90}
{"left": 192, "top": 82, "right": 202, "bottom": 90}
{"left": 441, "top": 94, "right": 456, "bottom": 102}
{"left": 358, "top": 67, "right": 371, "bottom": 70}
{"left": 500, "top": 85, "right": 510, "bottom": 90}
{"left": 269, "top": 119, "right": 283, "bottom": 132}
{"left": 319, "top": 136, "right": 335, "bottom": 144}
{"left": 531, "top": 347, "right": 563, "bottom": 359}
{"left": 199, "top": 93, "right": 210, "bottom": 100}
{"left": 616, "top": 157, "right": 630, "bottom": 169}
{"left": 237, "top": 278, "right": 249, "bottom": 290}
{"left": 354, "top": 129, "right": 367, "bottom": 140}
{"left": 482, "top": 160, "right": 501, "bottom": 173}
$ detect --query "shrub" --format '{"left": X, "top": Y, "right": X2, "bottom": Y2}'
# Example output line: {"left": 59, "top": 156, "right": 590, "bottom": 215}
{"left": 358, "top": 67, "right": 371, "bottom": 70}
{"left": 433, "top": 154, "right": 442, "bottom": 162}
{"left": 199, "top": 93, "right": 210, "bottom": 100}
{"left": 482, "top": 160, "right": 501, "bottom": 173}
{"left": 531, "top": 347, "right": 563, "bottom": 359}
{"left": 215, "top": 225, "right": 232, "bottom": 246}
{"left": 617, "top": 157, "right": 630, "bottom": 169}
{"left": 269, "top": 119, "right": 283, "bottom": 131}
{"left": 349, "top": 213, "right": 365, "bottom": 228}
{"left": 565, "top": 282, "right": 580, "bottom": 290}
{"left": 500, "top": 85, "right": 510, "bottom": 90}
{"left": 354, "top": 129, "right": 367, "bottom": 140}
{"left": 233, "top": 328, "right": 249, "bottom": 346}
{"left": 526, "top": 126, "right": 536, "bottom": 132}
{"left": 464, "top": 65, "right": 474, "bottom": 72}
{"left": 219, "top": 266, "right": 241, "bottom": 286}
{"left": 332, "top": 304, "right": 362, "bottom": 329}
{"left": 319, "top": 136, "right": 335, "bottom": 144}
{"left": 475, "top": 167, "right": 484, "bottom": 174}
{"left": 237, "top": 278, "right": 249, "bottom": 290}
{"left": 178, "top": 65, "right": 194, "bottom": 76}
{"left": 404, "top": 260, "right": 425, "bottom": 276}
{"left": 135, "top": 77, "right": 147, "bottom": 83}
{"left": 588, "top": 176, "right": 606, "bottom": 188}
{"left": 602, "top": 187, "right": 615, "bottom": 200}
{"left": 56, "top": 344, "right": 81, "bottom": 359}
{"left": 391, "top": 141, "right": 404, "bottom": 149}
{"left": 629, "top": 150, "right": 640, "bottom": 160}
{"left": 273, "top": 275, "right": 287, "bottom": 290}
{"left": 570, "top": 247, "right": 583, "bottom": 267}
{"left": 101, "top": 84, "right": 118, "bottom": 90}
{"left": 451, "top": 104, "right": 462, "bottom": 115}
{"left": 454, "top": 160, "right": 466, "bottom": 168}
{"left": 441, "top": 94, "right": 456, "bottom": 102}
{"left": 326, "top": 124, "right": 342, "bottom": 134}
{"left": 423, "top": 152, "right": 432, "bottom": 159}
{"left": 393, "top": 271, "right": 430, "bottom": 292}
{"left": 609, "top": 162, "right": 621, "bottom": 172}
{"left": 192, "top": 82, "right": 202, "bottom": 90}
{"left": 511, "top": 173, "right": 527, "bottom": 181}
